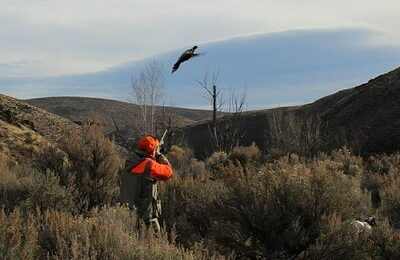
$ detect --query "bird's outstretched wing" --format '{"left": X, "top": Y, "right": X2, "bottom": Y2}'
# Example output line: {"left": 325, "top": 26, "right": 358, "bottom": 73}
{"left": 172, "top": 53, "right": 201, "bottom": 73}
{"left": 171, "top": 46, "right": 201, "bottom": 73}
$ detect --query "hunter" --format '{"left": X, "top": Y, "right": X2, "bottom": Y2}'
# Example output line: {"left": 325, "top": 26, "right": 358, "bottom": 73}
{"left": 121, "top": 135, "right": 173, "bottom": 232}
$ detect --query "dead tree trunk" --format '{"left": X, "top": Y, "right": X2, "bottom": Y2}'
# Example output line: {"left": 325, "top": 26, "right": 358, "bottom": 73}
{"left": 212, "top": 84, "right": 219, "bottom": 149}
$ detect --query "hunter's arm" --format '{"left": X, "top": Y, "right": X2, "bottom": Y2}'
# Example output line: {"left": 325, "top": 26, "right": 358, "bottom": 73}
{"left": 150, "top": 155, "right": 173, "bottom": 180}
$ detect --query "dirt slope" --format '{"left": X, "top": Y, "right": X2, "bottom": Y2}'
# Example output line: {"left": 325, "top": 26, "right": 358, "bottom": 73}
{"left": 0, "top": 94, "right": 79, "bottom": 164}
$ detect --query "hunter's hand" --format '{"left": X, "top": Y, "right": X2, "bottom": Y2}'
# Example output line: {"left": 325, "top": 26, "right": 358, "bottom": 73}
{"left": 155, "top": 145, "right": 162, "bottom": 157}
{"left": 156, "top": 153, "right": 170, "bottom": 165}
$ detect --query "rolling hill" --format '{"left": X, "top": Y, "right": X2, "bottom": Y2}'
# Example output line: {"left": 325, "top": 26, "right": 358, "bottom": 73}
{"left": 179, "top": 66, "right": 400, "bottom": 158}
{"left": 26, "top": 97, "right": 215, "bottom": 124}
{"left": 25, "top": 97, "right": 218, "bottom": 149}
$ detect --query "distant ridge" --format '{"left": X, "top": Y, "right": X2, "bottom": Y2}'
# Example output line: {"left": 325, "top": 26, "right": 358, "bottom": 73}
{"left": 26, "top": 96, "right": 218, "bottom": 149}
{"left": 26, "top": 96, "right": 215, "bottom": 124}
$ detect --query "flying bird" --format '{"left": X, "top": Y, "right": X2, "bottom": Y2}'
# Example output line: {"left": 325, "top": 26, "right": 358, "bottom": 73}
{"left": 172, "top": 46, "right": 201, "bottom": 73}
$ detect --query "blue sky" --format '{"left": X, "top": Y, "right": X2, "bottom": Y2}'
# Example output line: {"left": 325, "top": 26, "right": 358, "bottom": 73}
{"left": 1, "top": 1, "right": 400, "bottom": 109}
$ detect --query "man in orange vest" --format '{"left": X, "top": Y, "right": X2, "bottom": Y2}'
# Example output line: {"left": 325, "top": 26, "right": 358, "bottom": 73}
{"left": 121, "top": 135, "right": 173, "bottom": 232}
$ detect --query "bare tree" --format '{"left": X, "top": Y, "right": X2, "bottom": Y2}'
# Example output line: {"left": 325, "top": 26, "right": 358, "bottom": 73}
{"left": 195, "top": 69, "right": 223, "bottom": 149}
{"left": 268, "top": 111, "right": 322, "bottom": 157}
{"left": 195, "top": 70, "right": 247, "bottom": 153}
{"left": 131, "top": 61, "right": 165, "bottom": 135}
{"left": 219, "top": 88, "right": 247, "bottom": 152}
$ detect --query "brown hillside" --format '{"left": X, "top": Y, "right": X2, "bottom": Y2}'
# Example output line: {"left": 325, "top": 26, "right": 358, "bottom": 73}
{"left": 0, "top": 94, "right": 79, "bottom": 164}
{"left": 26, "top": 97, "right": 217, "bottom": 148}
{"left": 302, "top": 67, "right": 400, "bottom": 154}
{"left": 26, "top": 97, "right": 215, "bottom": 128}
{"left": 180, "top": 67, "right": 400, "bottom": 158}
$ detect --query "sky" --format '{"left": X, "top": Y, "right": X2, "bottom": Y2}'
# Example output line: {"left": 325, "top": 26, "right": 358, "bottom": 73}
{"left": 1, "top": 0, "right": 400, "bottom": 108}
{"left": 1, "top": 0, "right": 400, "bottom": 77}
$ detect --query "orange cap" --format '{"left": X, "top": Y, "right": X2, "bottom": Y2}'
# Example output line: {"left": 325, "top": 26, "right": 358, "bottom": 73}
{"left": 138, "top": 135, "right": 159, "bottom": 154}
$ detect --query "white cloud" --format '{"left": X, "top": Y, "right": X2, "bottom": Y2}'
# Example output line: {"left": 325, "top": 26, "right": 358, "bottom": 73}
{"left": 0, "top": 0, "right": 399, "bottom": 77}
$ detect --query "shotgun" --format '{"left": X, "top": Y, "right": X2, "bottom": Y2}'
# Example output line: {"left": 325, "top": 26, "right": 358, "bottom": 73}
{"left": 157, "top": 129, "right": 168, "bottom": 153}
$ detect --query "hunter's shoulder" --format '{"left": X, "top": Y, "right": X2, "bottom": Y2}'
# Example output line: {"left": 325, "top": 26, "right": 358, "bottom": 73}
{"left": 125, "top": 150, "right": 146, "bottom": 165}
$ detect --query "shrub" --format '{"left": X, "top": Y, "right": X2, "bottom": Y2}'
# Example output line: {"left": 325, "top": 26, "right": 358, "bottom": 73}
{"left": 219, "top": 158, "right": 363, "bottom": 258}
{"left": 0, "top": 206, "right": 212, "bottom": 260}
{"left": 0, "top": 162, "right": 32, "bottom": 212}
{"left": 319, "top": 146, "right": 364, "bottom": 177}
{"left": 35, "top": 123, "right": 123, "bottom": 213}
{"left": 213, "top": 161, "right": 244, "bottom": 183}
{"left": 381, "top": 177, "right": 400, "bottom": 228}
{"left": 229, "top": 143, "right": 260, "bottom": 170}
{"left": 62, "top": 124, "right": 123, "bottom": 212}
{"left": 161, "top": 174, "right": 230, "bottom": 252}
{"left": 26, "top": 169, "right": 75, "bottom": 212}
{"left": 165, "top": 146, "right": 207, "bottom": 178}
{"left": 364, "top": 153, "right": 400, "bottom": 209}
{"left": 188, "top": 158, "right": 206, "bottom": 177}
{"left": 0, "top": 208, "right": 38, "bottom": 259}
{"left": 161, "top": 151, "right": 367, "bottom": 258}
{"left": 0, "top": 163, "right": 74, "bottom": 213}
{"left": 166, "top": 145, "right": 188, "bottom": 171}
{"left": 366, "top": 153, "right": 400, "bottom": 176}
{"left": 6, "top": 126, "right": 400, "bottom": 260}
{"left": 368, "top": 218, "right": 400, "bottom": 259}
{"left": 34, "top": 142, "right": 69, "bottom": 184}
{"left": 205, "top": 151, "right": 228, "bottom": 172}
{"left": 298, "top": 213, "right": 369, "bottom": 259}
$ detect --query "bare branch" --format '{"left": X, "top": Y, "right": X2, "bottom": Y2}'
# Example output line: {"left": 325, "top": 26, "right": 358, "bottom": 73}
{"left": 131, "top": 60, "right": 165, "bottom": 135}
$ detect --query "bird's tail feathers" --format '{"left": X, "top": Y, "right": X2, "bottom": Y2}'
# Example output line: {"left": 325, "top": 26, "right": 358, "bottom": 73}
{"left": 172, "top": 63, "right": 180, "bottom": 73}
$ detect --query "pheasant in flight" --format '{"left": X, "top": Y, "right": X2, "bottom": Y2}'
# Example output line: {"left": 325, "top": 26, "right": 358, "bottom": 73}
{"left": 171, "top": 46, "right": 200, "bottom": 73}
